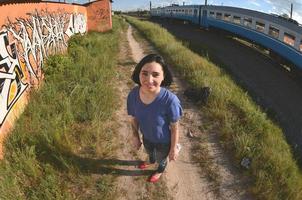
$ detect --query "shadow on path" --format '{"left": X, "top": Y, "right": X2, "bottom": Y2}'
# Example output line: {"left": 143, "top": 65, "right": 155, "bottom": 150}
{"left": 37, "top": 144, "right": 154, "bottom": 176}
{"left": 76, "top": 157, "right": 154, "bottom": 176}
{"left": 36, "top": 141, "right": 153, "bottom": 177}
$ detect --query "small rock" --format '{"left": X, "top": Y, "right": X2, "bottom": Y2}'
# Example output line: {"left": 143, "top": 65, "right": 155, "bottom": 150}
{"left": 240, "top": 157, "right": 251, "bottom": 169}
{"left": 187, "top": 129, "right": 195, "bottom": 138}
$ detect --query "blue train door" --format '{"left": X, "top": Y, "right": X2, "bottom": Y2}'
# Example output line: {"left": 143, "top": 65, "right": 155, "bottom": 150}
{"left": 200, "top": 9, "right": 208, "bottom": 28}
{"left": 192, "top": 8, "right": 198, "bottom": 24}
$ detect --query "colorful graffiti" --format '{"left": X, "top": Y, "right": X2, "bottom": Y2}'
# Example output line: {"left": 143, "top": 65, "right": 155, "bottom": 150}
{"left": 0, "top": 31, "right": 28, "bottom": 125}
{"left": 0, "top": 10, "right": 87, "bottom": 125}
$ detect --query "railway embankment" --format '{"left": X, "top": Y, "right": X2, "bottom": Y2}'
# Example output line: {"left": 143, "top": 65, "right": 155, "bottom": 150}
{"left": 126, "top": 16, "right": 302, "bottom": 200}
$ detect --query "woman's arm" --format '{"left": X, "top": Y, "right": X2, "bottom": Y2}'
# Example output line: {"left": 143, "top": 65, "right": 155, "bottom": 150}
{"left": 130, "top": 117, "right": 142, "bottom": 149}
{"left": 169, "top": 121, "right": 179, "bottom": 161}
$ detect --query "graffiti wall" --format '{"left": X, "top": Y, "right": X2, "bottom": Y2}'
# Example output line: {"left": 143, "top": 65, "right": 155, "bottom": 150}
{"left": 1, "top": 10, "right": 86, "bottom": 124}
{"left": 0, "top": 0, "right": 112, "bottom": 157}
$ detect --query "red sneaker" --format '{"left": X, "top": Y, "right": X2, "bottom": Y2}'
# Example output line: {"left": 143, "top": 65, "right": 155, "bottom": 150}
{"left": 148, "top": 172, "right": 162, "bottom": 183}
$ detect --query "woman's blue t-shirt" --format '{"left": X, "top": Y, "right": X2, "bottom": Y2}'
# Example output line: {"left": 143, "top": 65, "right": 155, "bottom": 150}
{"left": 127, "top": 86, "right": 182, "bottom": 144}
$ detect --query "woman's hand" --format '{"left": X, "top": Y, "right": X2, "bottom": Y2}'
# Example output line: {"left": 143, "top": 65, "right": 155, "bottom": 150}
{"left": 169, "top": 148, "right": 178, "bottom": 161}
{"left": 130, "top": 117, "right": 141, "bottom": 150}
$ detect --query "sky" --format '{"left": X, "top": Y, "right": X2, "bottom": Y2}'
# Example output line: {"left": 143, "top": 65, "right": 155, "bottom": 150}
{"left": 112, "top": 0, "right": 302, "bottom": 24}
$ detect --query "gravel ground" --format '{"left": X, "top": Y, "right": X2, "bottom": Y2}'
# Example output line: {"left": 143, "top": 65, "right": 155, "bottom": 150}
{"left": 150, "top": 18, "right": 302, "bottom": 163}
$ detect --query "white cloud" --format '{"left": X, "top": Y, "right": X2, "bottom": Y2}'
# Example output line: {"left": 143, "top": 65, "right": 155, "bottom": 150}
{"left": 267, "top": 0, "right": 302, "bottom": 24}
{"left": 264, "top": 0, "right": 272, "bottom": 5}
{"left": 293, "top": 12, "right": 302, "bottom": 25}
{"left": 248, "top": 0, "right": 261, "bottom": 7}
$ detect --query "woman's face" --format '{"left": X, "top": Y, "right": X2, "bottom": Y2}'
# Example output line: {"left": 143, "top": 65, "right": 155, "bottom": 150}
{"left": 139, "top": 61, "right": 164, "bottom": 93}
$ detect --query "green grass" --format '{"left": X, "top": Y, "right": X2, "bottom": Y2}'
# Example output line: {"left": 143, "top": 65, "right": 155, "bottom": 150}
{"left": 126, "top": 16, "right": 302, "bottom": 200}
{"left": 0, "top": 17, "right": 125, "bottom": 200}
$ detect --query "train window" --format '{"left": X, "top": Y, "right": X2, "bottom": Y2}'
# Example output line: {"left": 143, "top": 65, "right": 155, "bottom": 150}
{"left": 210, "top": 11, "right": 215, "bottom": 18}
{"left": 216, "top": 13, "right": 222, "bottom": 20}
{"left": 269, "top": 26, "right": 279, "bottom": 38}
{"left": 243, "top": 17, "right": 253, "bottom": 28}
{"left": 233, "top": 16, "right": 241, "bottom": 24}
{"left": 283, "top": 32, "right": 295, "bottom": 46}
{"left": 256, "top": 21, "right": 265, "bottom": 32}
{"left": 224, "top": 14, "right": 231, "bottom": 21}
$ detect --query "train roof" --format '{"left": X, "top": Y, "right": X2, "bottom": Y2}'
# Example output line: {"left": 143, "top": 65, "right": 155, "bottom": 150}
{"left": 152, "top": 5, "right": 302, "bottom": 34}
{"left": 205, "top": 5, "right": 302, "bottom": 34}
{"left": 165, "top": 4, "right": 200, "bottom": 8}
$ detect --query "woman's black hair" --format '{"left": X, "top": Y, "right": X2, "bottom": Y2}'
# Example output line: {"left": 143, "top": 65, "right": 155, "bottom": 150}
{"left": 131, "top": 54, "right": 173, "bottom": 87}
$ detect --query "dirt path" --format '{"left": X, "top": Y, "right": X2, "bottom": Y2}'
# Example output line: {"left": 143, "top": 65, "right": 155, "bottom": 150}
{"left": 114, "top": 24, "right": 254, "bottom": 200}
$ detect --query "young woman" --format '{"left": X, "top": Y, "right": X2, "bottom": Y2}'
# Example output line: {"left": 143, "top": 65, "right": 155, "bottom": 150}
{"left": 127, "top": 54, "right": 182, "bottom": 183}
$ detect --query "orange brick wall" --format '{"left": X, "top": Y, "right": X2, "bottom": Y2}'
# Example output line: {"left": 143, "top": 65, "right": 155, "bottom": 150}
{"left": 86, "top": 0, "right": 112, "bottom": 32}
{"left": 0, "top": 0, "right": 112, "bottom": 158}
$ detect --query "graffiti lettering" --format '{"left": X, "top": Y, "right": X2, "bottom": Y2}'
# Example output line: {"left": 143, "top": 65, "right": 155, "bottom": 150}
{"left": 65, "top": 14, "right": 87, "bottom": 37}
{"left": 0, "top": 10, "right": 87, "bottom": 126}
{"left": 6, "top": 11, "right": 70, "bottom": 77}
{"left": 6, "top": 11, "right": 86, "bottom": 78}
{"left": 0, "top": 31, "right": 28, "bottom": 125}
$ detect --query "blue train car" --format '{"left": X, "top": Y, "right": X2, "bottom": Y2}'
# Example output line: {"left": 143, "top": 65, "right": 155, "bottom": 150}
{"left": 151, "top": 5, "right": 302, "bottom": 72}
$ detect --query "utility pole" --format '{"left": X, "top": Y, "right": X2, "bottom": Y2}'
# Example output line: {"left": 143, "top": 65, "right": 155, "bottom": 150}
{"left": 290, "top": 3, "right": 293, "bottom": 19}
{"left": 205, "top": 0, "right": 207, "bottom": 6}
{"left": 150, "top": 1, "right": 152, "bottom": 10}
